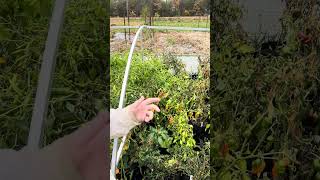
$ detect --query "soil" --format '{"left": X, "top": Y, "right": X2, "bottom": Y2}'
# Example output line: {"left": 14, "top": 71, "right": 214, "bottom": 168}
{"left": 110, "top": 31, "right": 210, "bottom": 58}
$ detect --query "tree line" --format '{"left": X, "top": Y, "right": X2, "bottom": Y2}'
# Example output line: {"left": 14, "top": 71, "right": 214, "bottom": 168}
{"left": 110, "top": 0, "right": 210, "bottom": 17}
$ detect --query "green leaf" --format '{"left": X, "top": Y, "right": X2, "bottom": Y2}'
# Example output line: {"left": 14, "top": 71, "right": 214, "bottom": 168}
{"left": 157, "top": 136, "right": 163, "bottom": 144}
{"left": 237, "top": 159, "right": 247, "bottom": 171}
{"left": 237, "top": 44, "right": 255, "bottom": 54}
{"left": 158, "top": 137, "right": 169, "bottom": 148}
{"left": 205, "top": 124, "right": 210, "bottom": 131}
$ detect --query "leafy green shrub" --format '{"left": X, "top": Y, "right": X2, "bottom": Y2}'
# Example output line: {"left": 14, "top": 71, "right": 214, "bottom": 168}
{"left": 111, "top": 52, "right": 209, "bottom": 179}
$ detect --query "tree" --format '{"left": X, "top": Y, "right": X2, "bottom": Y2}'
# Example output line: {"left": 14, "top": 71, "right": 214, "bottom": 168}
{"left": 141, "top": 5, "right": 149, "bottom": 24}
{"left": 110, "top": 0, "right": 208, "bottom": 17}
{"left": 193, "top": 0, "right": 210, "bottom": 15}
{"left": 179, "top": 0, "right": 185, "bottom": 15}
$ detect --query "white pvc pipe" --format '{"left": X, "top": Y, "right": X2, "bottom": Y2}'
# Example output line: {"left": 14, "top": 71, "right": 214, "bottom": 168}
{"left": 111, "top": 25, "right": 210, "bottom": 32}
{"left": 146, "top": 25, "right": 209, "bottom": 32}
{"left": 27, "top": 0, "right": 67, "bottom": 150}
{"left": 111, "top": 25, "right": 146, "bottom": 176}
{"left": 110, "top": 25, "right": 140, "bottom": 29}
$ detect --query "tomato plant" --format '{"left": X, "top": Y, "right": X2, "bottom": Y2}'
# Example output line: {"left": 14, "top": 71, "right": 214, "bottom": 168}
{"left": 211, "top": 0, "right": 320, "bottom": 179}
{"left": 111, "top": 52, "right": 209, "bottom": 178}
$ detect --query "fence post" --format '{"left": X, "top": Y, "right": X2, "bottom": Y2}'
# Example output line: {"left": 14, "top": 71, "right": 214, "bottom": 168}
{"left": 141, "top": 29, "right": 144, "bottom": 61}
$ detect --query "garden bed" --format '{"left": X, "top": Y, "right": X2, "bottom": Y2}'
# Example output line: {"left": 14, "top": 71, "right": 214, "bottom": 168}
{"left": 110, "top": 31, "right": 210, "bottom": 58}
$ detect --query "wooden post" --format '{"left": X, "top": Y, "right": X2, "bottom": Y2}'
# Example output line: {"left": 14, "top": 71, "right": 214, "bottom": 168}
{"left": 124, "top": 11, "right": 126, "bottom": 43}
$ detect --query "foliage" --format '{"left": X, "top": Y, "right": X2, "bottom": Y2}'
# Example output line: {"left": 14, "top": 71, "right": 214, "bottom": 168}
{"left": 281, "top": 0, "right": 320, "bottom": 56}
{"left": 110, "top": 52, "right": 209, "bottom": 179}
{"left": 141, "top": 5, "right": 149, "bottom": 24}
{"left": 110, "top": 16, "right": 209, "bottom": 30}
{"left": 211, "top": 0, "right": 320, "bottom": 179}
{"left": 110, "top": 0, "right": 210, "bottom": 17}
{"left": 0, "top": 0, "right": 108, "bottom": 148}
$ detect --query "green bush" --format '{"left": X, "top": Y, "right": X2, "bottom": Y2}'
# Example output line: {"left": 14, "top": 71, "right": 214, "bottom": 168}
{"left": 111, "top": 52, "right": 210, "bottom": 179}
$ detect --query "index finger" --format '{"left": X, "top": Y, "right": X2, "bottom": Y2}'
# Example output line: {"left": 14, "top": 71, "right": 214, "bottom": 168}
{"left": 142, "top": 98, "right": 160, "bottom": 105}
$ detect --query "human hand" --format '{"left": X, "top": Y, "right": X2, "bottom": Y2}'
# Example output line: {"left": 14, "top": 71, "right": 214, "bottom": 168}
{"left": 126, "top": 96, "right": 161, "bottom": 123}
{"left": 45, "top": 111, "right": 109, "bottom": 180}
